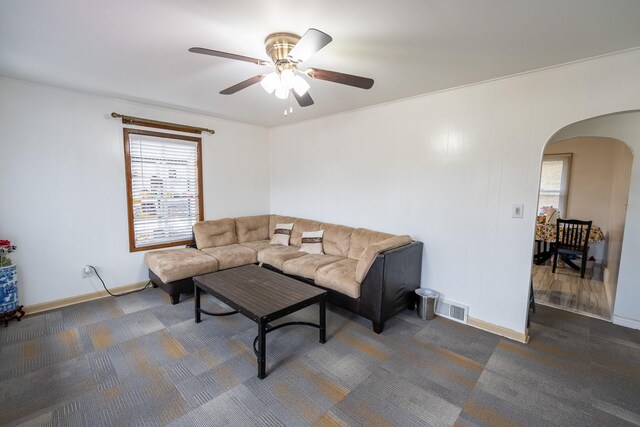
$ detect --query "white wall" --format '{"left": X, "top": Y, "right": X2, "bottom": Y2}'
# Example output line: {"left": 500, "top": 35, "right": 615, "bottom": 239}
{"left": 270, "top": 48, "right": 640, "bottom": 334}
{"left": 551, "top": 112, "right": 639, "bottom": 329}
{"left": 606, "top": 141, "right": 633, "bottom": 308}
{"left": 0, "top": 78, "right": 270, "bottom": 306}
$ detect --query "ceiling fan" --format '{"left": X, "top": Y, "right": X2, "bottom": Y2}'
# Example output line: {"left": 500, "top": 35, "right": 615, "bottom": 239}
{"left": 189, "top": 29, "right": 374, "bottom": 109}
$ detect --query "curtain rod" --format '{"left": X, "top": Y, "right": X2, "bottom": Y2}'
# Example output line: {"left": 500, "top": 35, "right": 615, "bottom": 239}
{"left": 111, "top": 112, "right": 215, "bottom": 135}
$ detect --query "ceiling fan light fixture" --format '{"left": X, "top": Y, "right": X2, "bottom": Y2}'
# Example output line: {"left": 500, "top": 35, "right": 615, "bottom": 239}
{"left": 293, "top": 75, "right": 310, "bottom": 96}
{"left": 260, "top": 72, "right": 279, "bottom": 94}
{"left": 275, "top": 85, "right": 289, "bottom": 100}
{"left": 280, "top": 68, "right": 296, "bottom": 90}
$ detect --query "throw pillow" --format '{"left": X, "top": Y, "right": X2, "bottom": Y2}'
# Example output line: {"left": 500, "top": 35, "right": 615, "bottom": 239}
{"left": 299, "top": 230, "right": 324, "bottom": 254}
{"left": 270, "top": 223, "right": 294, "bottom": 246}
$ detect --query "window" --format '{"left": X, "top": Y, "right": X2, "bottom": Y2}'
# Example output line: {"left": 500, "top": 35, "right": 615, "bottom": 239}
{"left": 537, "top": 154, "right": 572, "bottom": 217}
{"left": 124, "top": 129, "right": 203, "bottom": 251}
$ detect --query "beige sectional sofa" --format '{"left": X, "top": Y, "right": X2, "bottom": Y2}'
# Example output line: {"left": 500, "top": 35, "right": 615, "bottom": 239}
{"left": 144, "top": 214, "right": 423, "bottom": 333}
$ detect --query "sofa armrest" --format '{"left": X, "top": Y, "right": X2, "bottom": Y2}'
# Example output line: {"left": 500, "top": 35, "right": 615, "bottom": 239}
{"left": 355, "top": 235, "right": 412, "bottom": 283}
{"left": 359, "top": 241, "right": 424, "bottom": 326}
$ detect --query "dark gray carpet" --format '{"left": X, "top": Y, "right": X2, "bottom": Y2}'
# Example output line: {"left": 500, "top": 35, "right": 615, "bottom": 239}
{"left": 1, "top": 287, "right": 639, "bottom": 426}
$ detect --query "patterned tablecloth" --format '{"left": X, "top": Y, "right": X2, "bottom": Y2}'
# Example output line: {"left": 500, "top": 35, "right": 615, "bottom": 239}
{"left": 535, "top": 223, "right": 605, "bottom": 243}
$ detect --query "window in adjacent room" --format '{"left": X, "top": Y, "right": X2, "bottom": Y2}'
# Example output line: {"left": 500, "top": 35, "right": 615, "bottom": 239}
{"left": 537, "top": 153, "right": 572, "bottom": 217}
{"left": 124, "top": 129, "right": 203, "bottom": 252}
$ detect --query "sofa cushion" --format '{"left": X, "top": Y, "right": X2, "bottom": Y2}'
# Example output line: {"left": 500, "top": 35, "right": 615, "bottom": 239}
{"left": 270, "top": 223, "right": 294, "bottom": 246}
{"left": 258, "top": 245, "right": 306, "bottom": 270}
{"left": 200, "top": 244, "right": 257, "bottom": 270}
{"left": 291, "top": 218, "right": 324, "bottom": 247}
{"left": 235, "top": 215, "right": 270, "bottom": 243}
{"left": 269, "top": 215, "right": 298, "bottom": 238}
{"left": 299, "top": 230, "right": 324, "bottom": 254}
{"left": 322, "top": 223, "right": 354, "bottom": 257}
{"left": 282, "top": 254, "right": 344, "bottom": 279}
{"left": 239, "top": 239, "right": 272, "bottom": 253}
{"left": 144, "top": 248, "right": 218, "bottom": 283}
{"left": 193, "top": 218, "right": 237, "bottom": 249}
{"left": 348, "top": 228, "right": 395, "bottom": 260}
{"left": 314, "top": 259, "right": 360, "bottom": 299}
{"left": 355, "top": 235, "right": 413, "bottom": 283}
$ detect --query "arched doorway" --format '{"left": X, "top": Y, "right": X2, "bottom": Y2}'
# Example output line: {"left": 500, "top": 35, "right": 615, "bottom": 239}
{"left": 528, "top": 111, "right": 638, "bottom": 329}
{"left": 532, "top": 136, "right": 632, "bottom": 320}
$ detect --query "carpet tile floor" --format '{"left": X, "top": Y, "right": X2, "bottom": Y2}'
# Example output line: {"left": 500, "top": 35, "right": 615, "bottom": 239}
{"left": 0, "top": 286, "right": 639, "bottom": 426}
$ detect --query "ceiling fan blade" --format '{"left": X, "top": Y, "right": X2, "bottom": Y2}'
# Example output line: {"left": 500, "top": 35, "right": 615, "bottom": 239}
{"left": 288, "top": 29, "right": 332, "bottom": 63}
{"left": 305, "top": 68, "right": 374, "bottom": 89}
{"left": 293, "top": 91, "right": 314, "bottom": 107}
{"left": 220, "top": 74, "right": 267, "bottom": 95}
{"left": 189, "top": 47, "right": 270, "bottom": 66}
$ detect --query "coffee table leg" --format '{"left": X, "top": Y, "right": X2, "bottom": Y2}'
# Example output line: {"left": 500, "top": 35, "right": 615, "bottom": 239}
{"left": 319, "top": 299, "right": 326, "bottom": 344}
{"left": 258, "top": 322, "right": 267, "bottom": 379}
{"left": 194, "top": 284, "right": 201, "bottom": 324}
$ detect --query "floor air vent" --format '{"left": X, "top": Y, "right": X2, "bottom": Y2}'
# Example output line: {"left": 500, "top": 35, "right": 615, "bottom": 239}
{"left": 435, "top": 298, "right": 468, "bottom": 324}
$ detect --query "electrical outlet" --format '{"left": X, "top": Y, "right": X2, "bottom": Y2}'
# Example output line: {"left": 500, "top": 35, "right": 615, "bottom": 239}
{"left": 82, "top": 265, "right": 93, "bottom": 279}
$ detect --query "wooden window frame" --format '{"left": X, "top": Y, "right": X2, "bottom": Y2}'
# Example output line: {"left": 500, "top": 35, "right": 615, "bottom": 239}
{"left": 123, "top": 128, "right": 204, "bottom": 252}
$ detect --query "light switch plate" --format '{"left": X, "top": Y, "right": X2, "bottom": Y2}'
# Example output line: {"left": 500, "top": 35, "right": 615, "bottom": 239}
{"left": 512, "top": 204, "right": 524, "bottom": 218}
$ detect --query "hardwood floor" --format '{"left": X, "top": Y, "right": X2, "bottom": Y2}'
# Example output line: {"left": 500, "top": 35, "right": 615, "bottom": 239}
{"left": 532, "top": 261, "right": 611, "bottom": 320}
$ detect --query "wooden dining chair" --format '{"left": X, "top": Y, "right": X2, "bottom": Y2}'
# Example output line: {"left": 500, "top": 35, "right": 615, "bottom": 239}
{"left": 552, "top": 219, "right": 592, "bottom": 278}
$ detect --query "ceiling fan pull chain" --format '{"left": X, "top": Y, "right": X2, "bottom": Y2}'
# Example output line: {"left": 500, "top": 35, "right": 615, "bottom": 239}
{"left": 284, "top": 94, "right": 294, "bottom": 117}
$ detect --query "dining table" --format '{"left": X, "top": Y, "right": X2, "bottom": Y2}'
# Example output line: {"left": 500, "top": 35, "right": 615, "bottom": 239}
{"left": 533, "top": 222, "right": 605, "bottom": 268}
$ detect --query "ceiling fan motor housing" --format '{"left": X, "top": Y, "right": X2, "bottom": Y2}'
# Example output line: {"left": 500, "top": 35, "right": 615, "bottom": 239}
{"left": 264, "top": 32, "right": 300, "bottom": 64}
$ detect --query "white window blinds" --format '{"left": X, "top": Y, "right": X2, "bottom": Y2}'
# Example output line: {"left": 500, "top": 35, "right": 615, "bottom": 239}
{"left": 538, "top": 154, "right": 572, "bottom": 216}
{"left": 127, "top": 132, "right": 201, "bottom": 249}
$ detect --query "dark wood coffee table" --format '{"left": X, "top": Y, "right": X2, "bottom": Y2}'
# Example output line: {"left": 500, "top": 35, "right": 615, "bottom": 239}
{"left": 193, "top": 264, "right": 327, "bottom": 379}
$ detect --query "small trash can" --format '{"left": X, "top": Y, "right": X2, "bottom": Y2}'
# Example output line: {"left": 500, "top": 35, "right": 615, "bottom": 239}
{"left": 415, "top": 288, "right": 439, "bottom": 320}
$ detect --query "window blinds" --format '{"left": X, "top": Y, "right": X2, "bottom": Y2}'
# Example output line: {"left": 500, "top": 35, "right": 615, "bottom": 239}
{"left": 128, "top": 134, "right": 200, "bottom": 248}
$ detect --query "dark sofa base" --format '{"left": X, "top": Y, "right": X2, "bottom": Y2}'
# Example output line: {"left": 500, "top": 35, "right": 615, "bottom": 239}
{"left": 149, "top": 270, "right": 193, "bottom": 305}
{"left": 262, "top": 241, "right": 423, "bottom": 334}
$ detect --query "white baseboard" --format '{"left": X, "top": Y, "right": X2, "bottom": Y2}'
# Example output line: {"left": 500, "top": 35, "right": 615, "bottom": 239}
{"left": 612, "top": 315, "right": 640, "bottom": 330}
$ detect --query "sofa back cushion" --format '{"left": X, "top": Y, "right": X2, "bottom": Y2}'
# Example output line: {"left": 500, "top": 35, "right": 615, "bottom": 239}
{"left": 235, "top": 215, "right": 270, "bottom": 243}
{"left": 193, "top": 218, "right": 237, "bottom": 249}
{"left": 291, "top": 218, "right": 324, "bottom": 247}
{"left": 322, "top": 223, "right": 354, "bottom": 257}
{"left": 348, "top": 228, "right": 395, "bottom": 260}
{"left": 269, "top": 215, "right": 298, "bottom": 238}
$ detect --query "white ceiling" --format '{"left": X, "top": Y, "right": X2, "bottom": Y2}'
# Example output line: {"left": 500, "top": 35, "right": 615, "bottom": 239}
{"left": 2, "top": 0, "right": 640, "bottom": 127}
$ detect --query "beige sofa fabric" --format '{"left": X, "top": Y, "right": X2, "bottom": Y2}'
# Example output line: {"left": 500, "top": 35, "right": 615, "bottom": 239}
{"left": 355, "top": 235, "right": 412, "bottom": 283}
{"left": 322, "top": 223, "right": 354, "bottom": 257}
{"left": 193, "top": 218, "right": 237, "bottom": 249}
{"left": 239, "top": 239, "right": 272, "bottom": 253}
{"left": 200, "top": 244, "right": 257, "bottom": 270}
{"left": 235, "top": 215, "right": 270, "bottom": 243}
{"left": 258, "top": 246, "right": 306, "bottom": 270}
{"left": 314, "top": 259, "right": 360, "bottom": 298}
{"left": 282, "top": 254, "right": 344, "bottom": 279}
{"left": 144, "top": 248, "right": 218, "bottom": 283}
{"left": 269, "top": 215, "right": 298, "bottom": 238}
{"left": 290, "top": 218, "right": 323, "bottom": 247}
{"left": 348, "top": 228, "right": 395, "bottom": 260}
